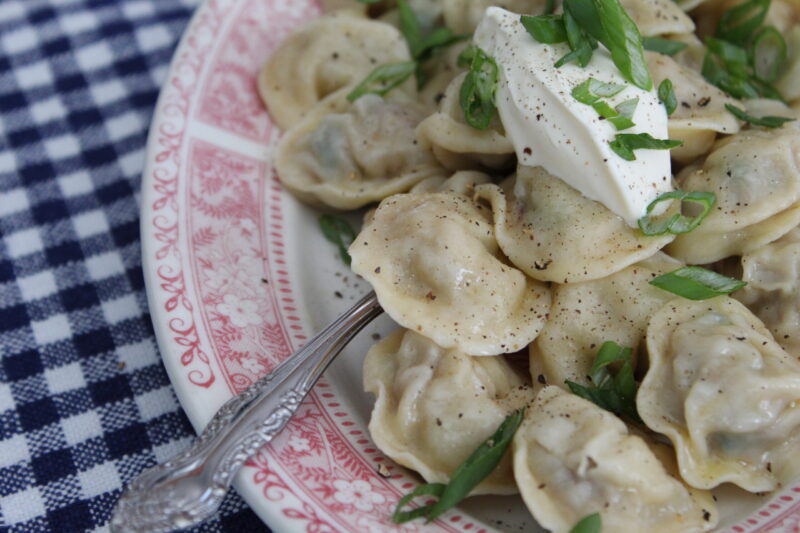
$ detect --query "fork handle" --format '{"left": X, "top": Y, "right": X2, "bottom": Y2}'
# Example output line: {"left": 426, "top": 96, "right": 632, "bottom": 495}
{"left": 111, "top": 291, "right": 382, "bottom": 533}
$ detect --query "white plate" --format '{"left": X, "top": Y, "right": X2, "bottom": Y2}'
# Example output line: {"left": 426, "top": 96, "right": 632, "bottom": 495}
{"left": 140, "top": 0, "right": 800, "bottom": 530}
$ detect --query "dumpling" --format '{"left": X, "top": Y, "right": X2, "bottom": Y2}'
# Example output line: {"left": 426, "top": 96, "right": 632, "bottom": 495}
{"left": 409, "top": 170, "right": 492, "bottom": 194}
{"left": 349, "top": 191, "right": 552, "bottom": 355}
{"left": 474, "top": 165, "right": 675, "bottom": 283}
{"left": 416, "top": 72, "right": 516, "bottom": 171}
{"left": 645, "top": 51, "right": 740, "bottom": 164}
{"left": 442, "top": 0, "right": 552, "bottom": 34}
{"left": 274, "top": 90, "right": 445, "bottom": 210}
{"left": 417, "top": 41, "right": 470, "bottom": 113}
{"left": 620, "top": 0, "right": 695, "bottom": 36}
{"left": 259, "top": 13, "right": 411, "bottom": 130}
{"left": 530, "top": 253, "right": 682, "bottom": 390}
{"left": 513, "top": 386, "right": 718, "bottom": 533}
{"left": 736, "top": 226, "right": 800, "bottom": 357}
{"left": 320, "top": 0, "right": 368, "bottom": 15}
{"left": 638, "top": 297, "right": 800, "bottom": 492}
{"left": 777, "top": 27, "right": 800, "bottom": 104}
{"left": 667, "top": 127, "right": 800, "bottom": 264}
{"left": 364, "top": 329, "right": 533, "bottom": 493}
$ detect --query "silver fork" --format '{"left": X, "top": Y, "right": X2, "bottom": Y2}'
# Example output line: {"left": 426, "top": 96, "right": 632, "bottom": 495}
{"left": 110, "top": 291, "right": 382, "bottom": 533}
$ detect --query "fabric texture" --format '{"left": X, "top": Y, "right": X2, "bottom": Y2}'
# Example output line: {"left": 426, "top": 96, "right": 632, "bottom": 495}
{"left": 0, "top": 1, "right": 270, "bottom": 531}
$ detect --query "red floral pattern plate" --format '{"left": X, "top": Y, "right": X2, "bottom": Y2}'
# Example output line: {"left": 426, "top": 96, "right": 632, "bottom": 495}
{"left": 140, "top": 0, "right": 800, "bottom": 531}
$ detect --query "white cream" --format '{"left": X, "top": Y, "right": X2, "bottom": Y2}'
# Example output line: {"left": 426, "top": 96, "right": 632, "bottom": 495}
{"left": 474, "top": 7, "right": 673, "bottom": 226}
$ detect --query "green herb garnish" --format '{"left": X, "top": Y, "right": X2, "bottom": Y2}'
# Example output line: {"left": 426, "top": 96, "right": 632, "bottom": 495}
{"left": 458, "top": 45, "right": 500, "bottom": 130}
{"left": 658, "top": 78, "right": 677, "bottom": 115}
{"left": 319, "top": 214, "right": 357, "bottom": 265}
{"left": 609, "top": 133, "right": 682, "bottom": 161}
{"left": 650, "top": 266, "right": 747, "bottom": 300}
{"left": 725, "top": 103, "right": 796, "bottom": 127}
{"left": 571, "top": 78, "right": 626, "bottom": 103}
{"left": 570, "top": 513, "right": 602, "bottom": 533}
{"left": 392, "top": 409, "right": 525, "bottom": 524}
{"left": 642, "top": 36, "right": 688, "bottom": 56}
{"left": 637, "top": 190, "right": 715, "bottom": 236}
{"left": 566, "top": 341, "right": 641, "bottom": 423}
{"left": 347, "top": 61, "right": 417, "bottom": 101}
{"left": 350, "top": 0, "right": 467, "bottom": 99}
{"left": 520, "top": 14, "right": 567, "bottom": 44}
{"left": 751, "top": 26, "right": 788, "bottom": 83}
{"left": 571, "top": 78, "right": 636, "bottom": 129}
{"left": 563, "top": 0, "right": 652, "bottom": 89}
{"left": 716, "top": 0, "right": 770, "bottom": 45}
{"left": 557, "top": 8, "right": 597, "bottom": 68}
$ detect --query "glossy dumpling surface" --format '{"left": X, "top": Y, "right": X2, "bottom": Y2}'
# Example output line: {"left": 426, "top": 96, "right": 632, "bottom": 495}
{"left": 639, "top": 297, "right": 800, "bottom": 491}
{"left": 513, "top": 386, "right": 718, "bottom": 533}
{"left": 668, "top": 126, "right": 800, "bottom": 263}
{"left": 349, "top": 191, "right": 552, "bottom": 355}
{"left": 364, "top": 329, "right": 533, "bottom": 493}
{"left": 275, "top": 91, "right": 445, "bottom": 209}
{"left": 736, "top": 227, "right": 800, "bottom": 357}
{"left": 475, "top": 165, "right": 675, "bottom": 283}
{"left": 258, "top": 14, "right": 411, "bottom": 130}
{"left": 530, "top": 253, "right": 681, "bottom": 390}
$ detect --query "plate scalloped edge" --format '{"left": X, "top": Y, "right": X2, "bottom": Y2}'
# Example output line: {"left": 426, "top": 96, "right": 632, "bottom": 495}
{"left": 138, "top": 0, "right": 800, "bottom": 531}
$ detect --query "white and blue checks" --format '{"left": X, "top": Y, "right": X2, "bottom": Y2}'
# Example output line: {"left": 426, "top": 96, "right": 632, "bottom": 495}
{"left": 0, "top": 1, "right": 269, "bottom": 531}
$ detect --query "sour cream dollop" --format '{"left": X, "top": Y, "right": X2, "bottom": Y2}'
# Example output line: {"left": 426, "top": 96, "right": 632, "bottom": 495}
{"left": 474, "top": 7, "right": 673, "bottom": 226}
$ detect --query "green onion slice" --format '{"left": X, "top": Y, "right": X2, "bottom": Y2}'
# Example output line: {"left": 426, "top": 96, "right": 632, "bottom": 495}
{"left": 458, "top": 45, "right": 500, "bottom": 130}
{"left": 609, "top": 97, "right": 638, "bottom": 129}
{"left": 609, "top": 133, "right": 682, "bottom": 161}
{"left": 716, "top": 0, "right": 771, "bottom": 45}
{"left": 559, "top": 8, "right": 596, "bottom": 67}
{"left": 637, "top": 190, "right": 715, "bottom": 236}
{"left": 725, "top": 103, "right": 796, "bottom": 127}
{"left": 650, "top": 266, "right": 747, "bottom": 300}
{"left": 572, "top": 77, "right": 626, "bottom": 104}
{"left": 642, "top": 36, "right": 688, "bottom": 56}
{"left": 658, "top": 79, "right": 677, "bottom": 116}
{"left": 566, "top": 341, "right": 642, "bottom": 423}
{"left": 319, "top": 214, "right": 357, "bottom": 265}
{"left": 751, "top": 25, "right": 787, "bottom": 83}
{"left": 347, "top": 61, "right": 416, "bottom": 102}
{"left": 392, "top": 409, "right": 525, "bottom": 524}
{"left": 521, "top": 14, "right": 567, "bottom": 44}
{"left": 570, "top": 513, "right": 603, "bottom": 533}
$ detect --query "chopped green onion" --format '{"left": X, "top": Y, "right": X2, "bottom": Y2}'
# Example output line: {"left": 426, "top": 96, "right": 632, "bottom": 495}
{"left": 650, "top": 266, "right": 747, "bottom": 300}
{"left": 458, "top": 45, "right": 500, "bottom": 130}
{"left": 521, "top": 14, "right": 567, "bottom": 44}
{"left": 658, "top": 79, "right": 677, "bottom": 116}
{"left": 717, "top": 0, "right": 771, "bottom": 46}
{"left": 392, "top": 409, "right": 525, "bottom": 524}
{"left": 566, "top": 341, "right": 641, "bottom": 423}
{"left": 564, "top": 0, "right": 652, "bottom": 90}
{"left": 347, "top": 61, "right": 416, "bottom": 101}
{"left": 642, "top": 36, "right": 688, "bottom": 56}
{"left": 544, "top": 0, "right": 558, "bottom": 15}
{"left": 398, "top": 0, "right": 422, "bottom": 56}
{"left": 701, "top": 51, "right": 761, "bottom": 100}
{"left": 610, "top": 97, "right": 638, "bottom": 129}
{"left": 558, "top": 9, "right": 596, "bottom": 68}
{"left": 572, "top": 78, "right": 626, "bottom": 104}
{"left": 609, "top": 133, "right": 682, "bottom": 161}
{"left": 725, "top": 104, "right": 796, "bottom": 127}
{"left": 319, "top": 214, "right": 357, "bottom": 265}
{"left": 637, "top": 190, "right": 715, "bottom": 236}
{"left": 570, "top": 513, "right": 602, "bottom": 533}
{"left": 751, "top": 26, "right": 787, "bottom": 83}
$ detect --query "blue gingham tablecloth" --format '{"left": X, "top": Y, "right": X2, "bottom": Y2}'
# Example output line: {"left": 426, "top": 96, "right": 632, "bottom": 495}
{"left": 0, "top": 1, "right": 270, "bottom": 531}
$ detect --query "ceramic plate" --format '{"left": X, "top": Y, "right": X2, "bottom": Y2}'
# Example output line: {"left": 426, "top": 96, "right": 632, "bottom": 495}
{"left": 140, "top": 0, "right": 800, "bottom": 530}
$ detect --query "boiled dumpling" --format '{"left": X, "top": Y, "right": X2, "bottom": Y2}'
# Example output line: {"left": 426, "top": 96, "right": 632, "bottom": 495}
{"left": 259, "top": 13, "right": 411, "bottom": 130}
{"left": 667, "top": 127, "right": 800, "bottom": 264}
{"left": 513, "top": 386, "right": 718, "bottom": 533}
{"left": 364, "top": 328, "right": 533, "bottom": 493}
{"left": 530, "top": 253, "right": 681, "bottom": 390}
{"left": 416, "top": 72, "right": 515, "bottom": 171}
{"left": 349, "top": 191, "right": 552, "bottom": 355}
{"left": 475, "top": 165, "right": 675, "bottom": 283}
{"left": 736, "top": 226, "right": 800, "bottom": 357}
{"left": 409, "top": 170, "right": 492, "bottom": 194}
{"left": 621, "top": 0, "right": 695, "bottom": 36}
{"left": 646, "top": 51, "right": 740, "bottom": 164}
{"left": 274, "top": 90, "right": 445, "bottom": 209}
{"left": 638, "top": 297, "right": 800, "bottom": 491}
{"left": 442, "top": 0, "right": 553, "bottom": 34}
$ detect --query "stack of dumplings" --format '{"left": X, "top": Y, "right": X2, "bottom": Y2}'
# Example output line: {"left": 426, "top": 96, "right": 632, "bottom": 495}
{"left": 260, "top": 1, "right": 800, "bottom": 531}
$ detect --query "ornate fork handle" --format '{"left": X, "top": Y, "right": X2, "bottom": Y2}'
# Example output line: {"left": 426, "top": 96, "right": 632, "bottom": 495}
{"left": 110, "top": 291, "right": 383, "bottom": 533}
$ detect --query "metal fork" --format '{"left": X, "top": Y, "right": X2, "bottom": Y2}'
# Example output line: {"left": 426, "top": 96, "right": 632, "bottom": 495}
{"left": 110, "top": 291, "right": 382, "bottom": 532}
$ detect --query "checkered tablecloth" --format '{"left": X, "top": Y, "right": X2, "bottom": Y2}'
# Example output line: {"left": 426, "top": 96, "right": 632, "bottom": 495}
{"left": 0, "top": 1, "right": 271, "bottom": 531}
